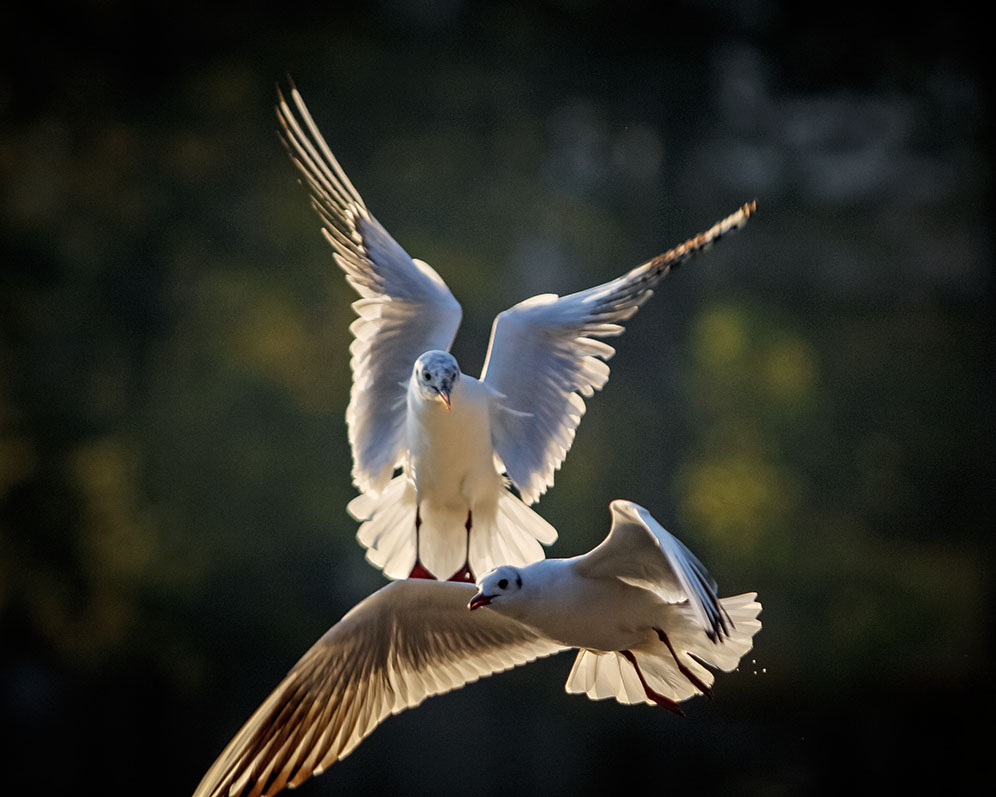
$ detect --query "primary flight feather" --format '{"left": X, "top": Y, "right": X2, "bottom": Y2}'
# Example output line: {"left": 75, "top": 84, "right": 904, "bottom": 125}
{"left": 277, "top": 83, "right": 755, "bottom": 581}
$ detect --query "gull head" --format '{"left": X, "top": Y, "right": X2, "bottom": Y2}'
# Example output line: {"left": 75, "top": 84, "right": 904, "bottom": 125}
{"left": 413, "top": 350, "right": 460, "bottom": 409}
{"left": 468, "top": 565, "right": 524, "bottom": 611}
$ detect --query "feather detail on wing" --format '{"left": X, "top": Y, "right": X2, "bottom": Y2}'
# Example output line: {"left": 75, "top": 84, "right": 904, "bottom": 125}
{"left": 277, "top": 83, "right": 463, "bottom": 493}
{"left": 193, "top": 580, "right": 564, "bottom": 797}
{"left": 482, "top": 203, "right": 754, "bottom": 504}
{"left": 575, "top": 500, "right": 732, "bottom": 641}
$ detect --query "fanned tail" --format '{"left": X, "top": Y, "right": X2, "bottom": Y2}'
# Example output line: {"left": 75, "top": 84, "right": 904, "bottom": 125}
{"left": 565, "top": 592, "right": 762, "bottom": 706}
{"left": 349, "top": 479, "right": 558, "bottom": 581}
{"left": 565, "top": 648, "right": 655, "bottom": 705}
{"left": 467, "top": 489, "right": 558, "bottom": 578}
{"left": 348, "top": 476, "right": 417, "bottom": 580}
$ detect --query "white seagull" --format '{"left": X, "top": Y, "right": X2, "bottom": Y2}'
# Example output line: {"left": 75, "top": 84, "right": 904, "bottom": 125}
{"left": 193, "top": 500, "right": 761, "bottom": 797}
{"left": 277, "top": 83, "right": 755, "bottom": 582}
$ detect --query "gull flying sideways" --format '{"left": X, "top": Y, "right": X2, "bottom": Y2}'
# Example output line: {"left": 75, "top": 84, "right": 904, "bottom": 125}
{"left": 277, "top": 84, "right": 755, "bottom": 581}
{"left": 193, "top": 500, "right": 762, "bottom": 797}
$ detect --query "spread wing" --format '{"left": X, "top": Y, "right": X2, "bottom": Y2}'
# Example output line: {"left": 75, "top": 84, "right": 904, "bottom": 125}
{"left": 277, "top": 83, "right": 463, "bottom": 493}
{"left": 193, "top": 580, "right": 564, "bottom": 797}
{"left": 574, "top": 500, "right": 732, "bottom": 641}
{"left": 481, "top": 204, "right": 754, "bottom": 504}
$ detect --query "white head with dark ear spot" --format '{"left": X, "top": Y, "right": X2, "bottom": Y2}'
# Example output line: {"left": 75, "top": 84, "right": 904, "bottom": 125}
{"left": 413, "top": 350, "right": 461, "bottom": 409}
{"left": 468, "top": 565, "right": 525, "bottom": 612}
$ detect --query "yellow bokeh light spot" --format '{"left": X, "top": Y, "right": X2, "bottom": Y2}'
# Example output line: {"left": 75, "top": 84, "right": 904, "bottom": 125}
{"left": 764, "top": 337, "right": 817, "bottom": 403}
{"left": 679, "top": 452, "right": 797, "bottom": 553}
{"left": 693, "top": 306, "right": 747, "bottom": 367}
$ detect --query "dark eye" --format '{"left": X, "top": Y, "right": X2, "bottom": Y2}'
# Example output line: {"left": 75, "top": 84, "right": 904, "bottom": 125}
{"left": 423, "top": 371, "right": 432, "bottom": 381}
{"left": 498, "top": 578, "right": 508, "bottom": 590}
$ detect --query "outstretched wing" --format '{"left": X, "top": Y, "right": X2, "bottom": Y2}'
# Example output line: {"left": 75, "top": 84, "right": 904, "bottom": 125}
{"left": 193, "top": 580, "right": 564, "bottom": 797}
{"left": 277, "top": 83, "right": 463, "bottom": 493}
{"left": 481, "top": 204, "right": 754, "bottom": 504}
{"left": 574, "top": 500, "right": 731, "bottom": 641}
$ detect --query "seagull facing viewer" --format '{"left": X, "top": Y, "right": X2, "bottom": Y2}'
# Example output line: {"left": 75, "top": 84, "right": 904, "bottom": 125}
{"left": 277, "top": 83, "right": 755, "bottom": 581}
{"left": 192, "top": 500, "right": 762, "bottom": 797}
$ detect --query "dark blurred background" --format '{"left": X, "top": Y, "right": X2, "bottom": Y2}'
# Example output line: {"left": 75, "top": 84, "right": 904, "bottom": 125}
{"left": 1, "top": 1, "right": 991, "bottom": 794}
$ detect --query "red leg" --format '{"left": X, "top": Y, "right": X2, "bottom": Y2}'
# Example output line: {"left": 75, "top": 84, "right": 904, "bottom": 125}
{"left": 446, "top": 564, "right": 474, "bottom": 582}
{"left": 446, "top": 510, "right": 475, "bottom": 582}
{"left": 620, "top": 650, "right": 685, "bottom": 716}
{"left": 408, "top": 506, "right": 437, "bottom": 580}
{"left": 409, "top": 561, "right": 435, "bottom": 579}
{"left": 655, "top": 628, "right": 712, "bottom": 698}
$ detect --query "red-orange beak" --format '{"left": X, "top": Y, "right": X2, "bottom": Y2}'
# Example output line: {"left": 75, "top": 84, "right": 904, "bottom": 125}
{"left": 468, "top": 591, "right": 492, "bottom": 611}
{"left": 439, "top": 388, "right": 452, "bottom": 410}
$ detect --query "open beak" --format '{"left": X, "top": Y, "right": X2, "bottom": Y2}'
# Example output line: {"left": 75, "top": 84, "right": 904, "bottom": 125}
{"left": 468, "top": 591, "right": 492, "bottom": 611}
{"left": 438, "top": 388, "right": 452, "bottom": 410}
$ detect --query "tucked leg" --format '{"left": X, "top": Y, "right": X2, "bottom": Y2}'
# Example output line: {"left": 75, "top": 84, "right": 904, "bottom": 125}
{"left": 447, "top": 510, "right": 474, "bottom": 583}
{"left": 620, "top": 650, "right": 685, "bottom": 716}
{"left": 408, "top": 506, "right": 435, "bottom": 580}
{"left": 655, "top": 627, "right": 712, "bottom": 699}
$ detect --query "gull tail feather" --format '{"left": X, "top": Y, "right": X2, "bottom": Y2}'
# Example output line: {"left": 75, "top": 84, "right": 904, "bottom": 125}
{"left": 348, "top": 476, "right": 417, "bottom": 580}
{"left": 349, "top": 479, "right": 558, "bottom": 581}
{"left": 467, "top": 489, "right": 558, "bottom": 578}
{"left": 564, "top": 593, "right": 762, "bottom": 706}
{"left": 565, "top": 649, "right": 649, "bottom": 705}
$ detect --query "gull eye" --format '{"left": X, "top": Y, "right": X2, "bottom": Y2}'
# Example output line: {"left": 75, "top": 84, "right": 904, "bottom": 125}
{"left": 423, "top": 371, "right": 432, "bottom": 381}
{"left": 498, "top": 578, "right": 508, "bottom": 590}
